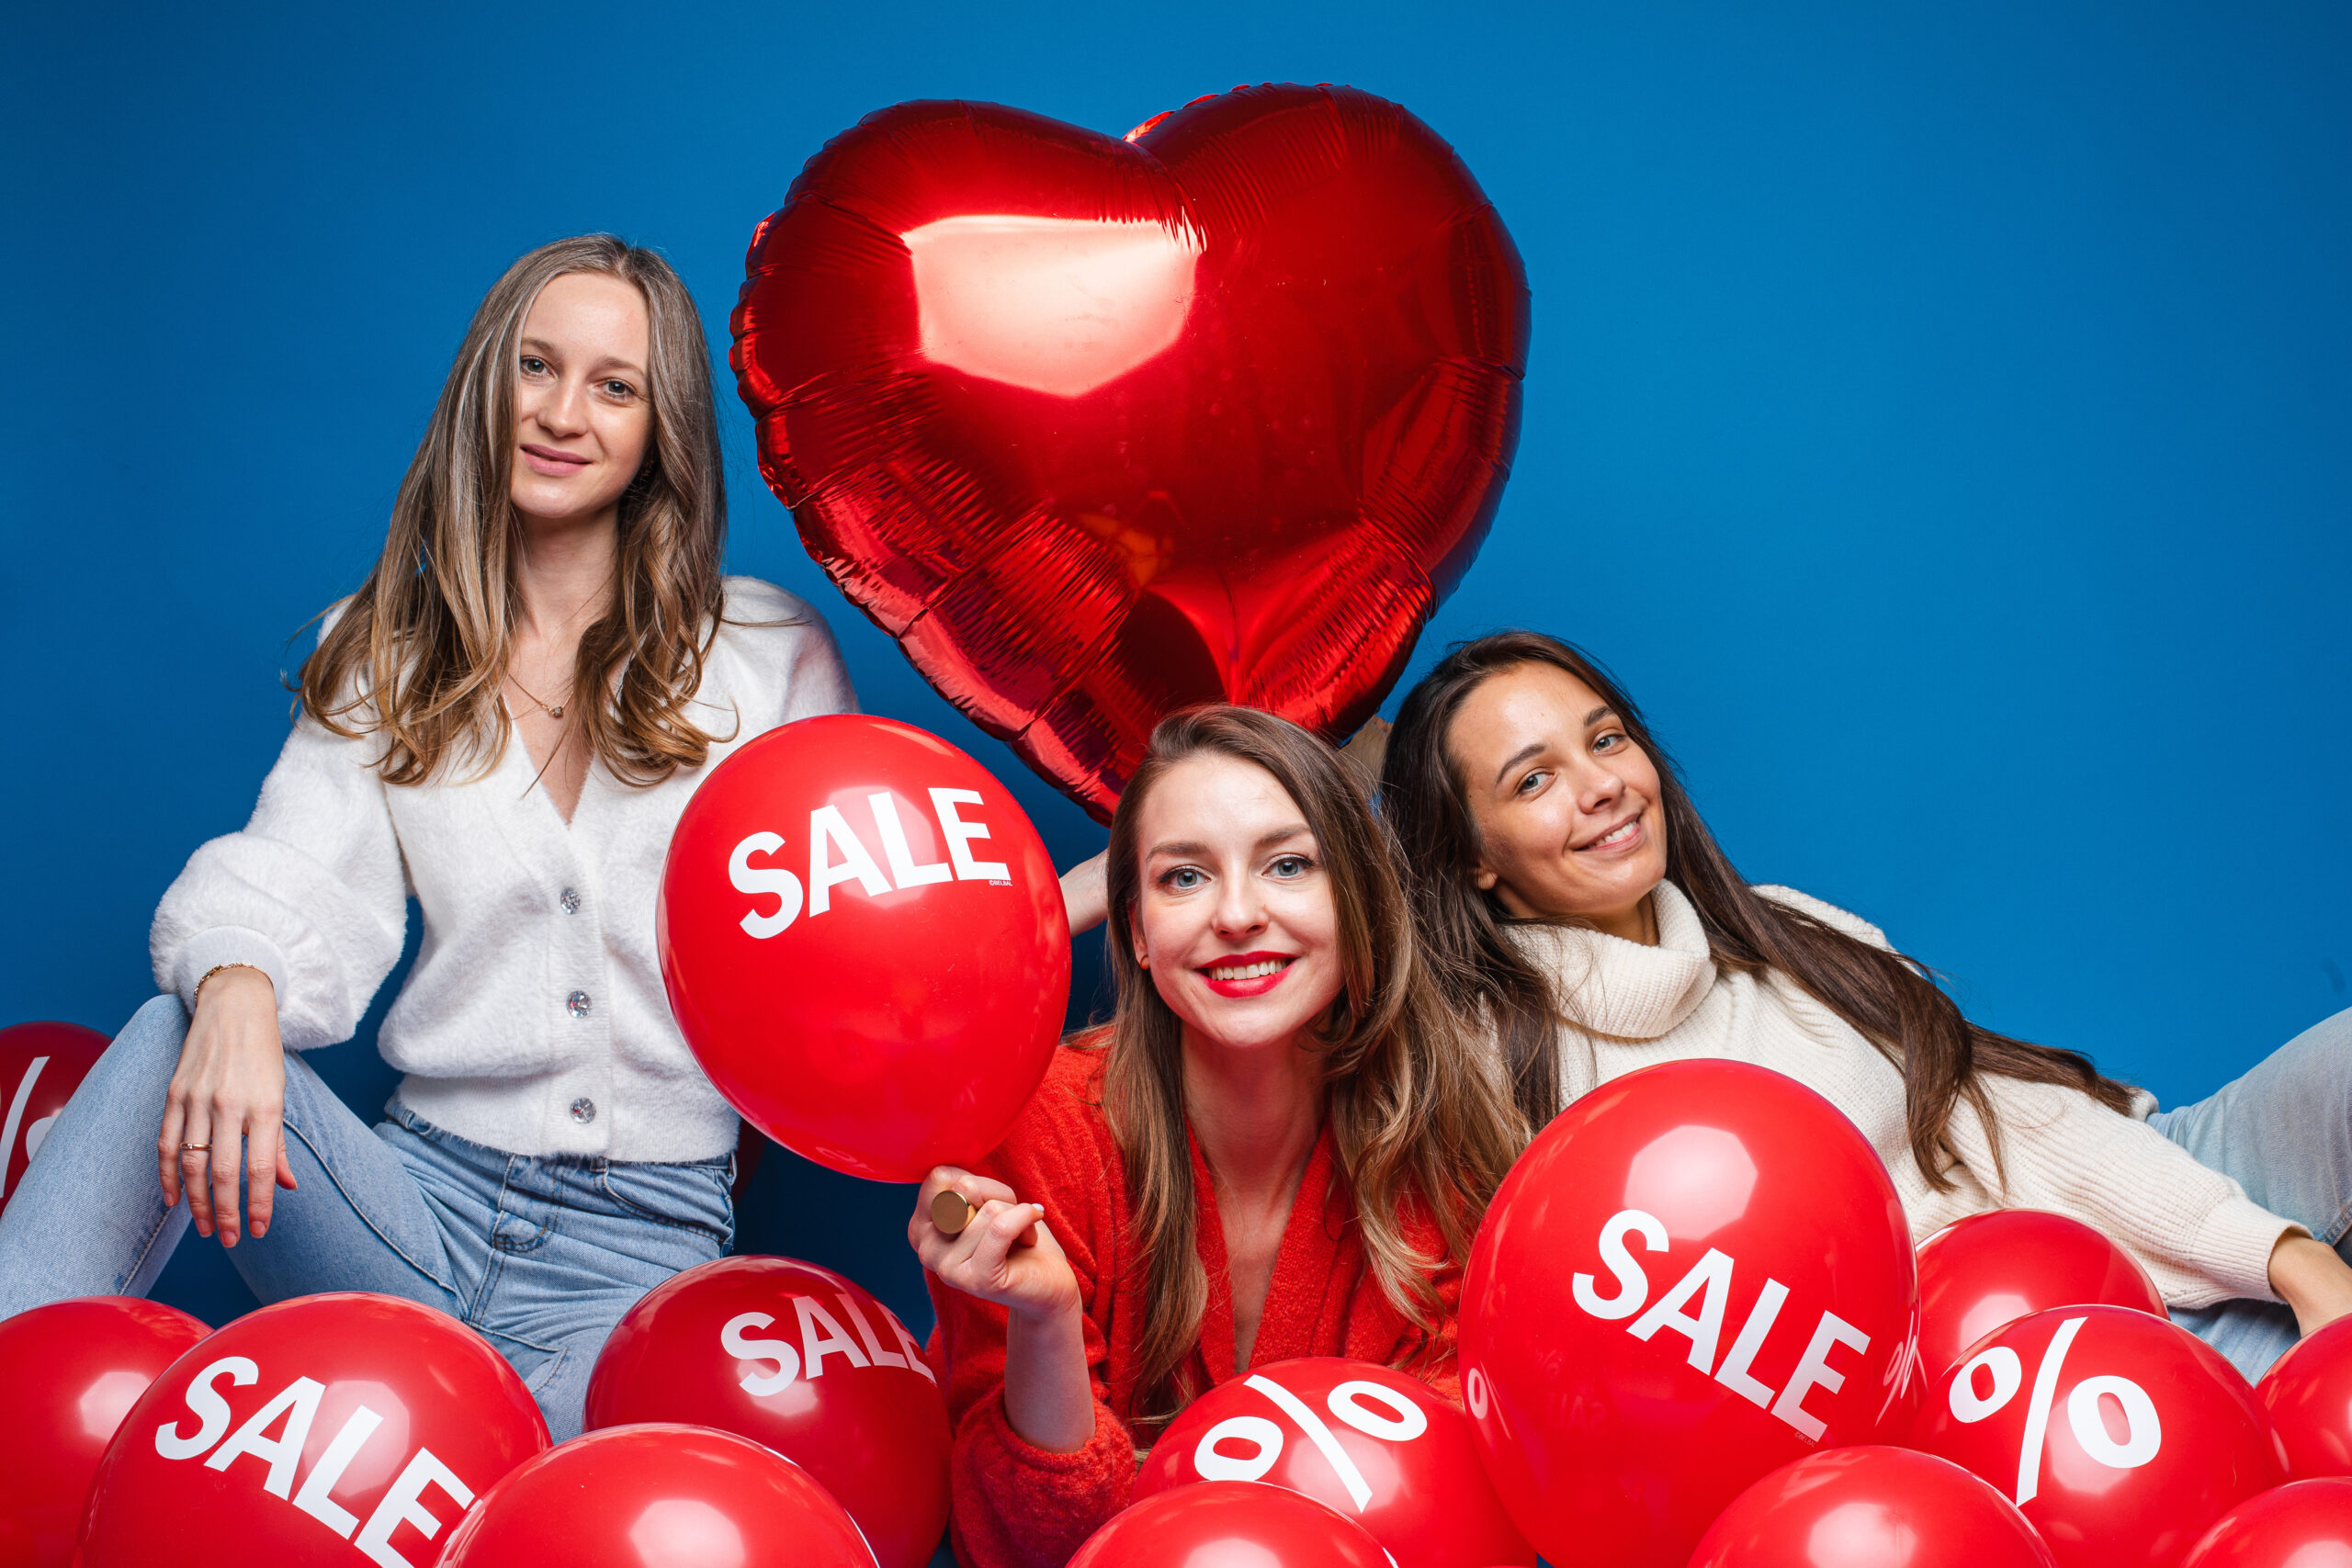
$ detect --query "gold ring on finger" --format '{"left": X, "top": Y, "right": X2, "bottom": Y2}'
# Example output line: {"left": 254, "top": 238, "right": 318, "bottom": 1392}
{"left": 930, "top": 1189, "right": 977, "bottom": 1235}
{"left": 178, "top": 1143, "right": 211, "bottom": 1154}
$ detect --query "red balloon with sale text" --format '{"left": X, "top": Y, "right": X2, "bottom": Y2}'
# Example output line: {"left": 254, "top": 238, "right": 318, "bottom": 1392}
{"left": 438, "top": 1424, "right": 876, "bottom": 1568}
{"left": 658, "top": 714, "right": 1069, "bottom": 1181}
{"left": 1068, "top": 1482, "right": 1393, "bottom": 1568}
{"left": 2179, "top": 1480, "right": 2352, "bottom": 1567}
{"left": 1910, "top": 1303, "right": 2284, "bottom": 1568}
{"left": 2257, "top": 1315, "right": 2352, "bottom": 1478}
{"left": 1131, "top": 1356, "right": 1534, "bottom": 1568}
{"left": 1688, "top": 1447, "right": 2056, "bottom": 1568}
{"left": 1459, "top": 1059, "right": 1920, "bottom": 1568}
{"left": 0, "top": 1295, "right": 207, "bottom": 1567}
{"left": 734, "top": 87, "right": 1529, "bottom": 820}
{"left": 585, "top": 1255, "right": 949, "bottom": 1568}
{"left": 1916, "top": 1210, "right": 2165, "bottom": 1382}
{"left": 76, "top": 1292, "right": 548, "bottom": 1568}
{"left": 0, "top": 1021, "right": 106, "bottom": 1213}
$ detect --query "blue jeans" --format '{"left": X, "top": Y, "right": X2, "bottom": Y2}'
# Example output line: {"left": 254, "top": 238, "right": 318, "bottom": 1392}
{"left": 0, "top": 997, "right": 732, "bottom": 1439}
{"left": 2149, "top": 1005, "right": 2352, "bottom": 1382}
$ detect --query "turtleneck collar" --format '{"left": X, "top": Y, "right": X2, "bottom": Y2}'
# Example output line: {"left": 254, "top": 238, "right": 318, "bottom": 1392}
{"left": 1508, "top": 879, "right": 1717, "bottom": 1042}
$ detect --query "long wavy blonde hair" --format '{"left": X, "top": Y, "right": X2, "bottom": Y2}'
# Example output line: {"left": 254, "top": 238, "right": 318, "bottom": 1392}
{"left": 300, "top": 234, "right": 731, "bottom": 784}
{"left": 1094, "top": 706, "right": 1524, "bottom": 1422}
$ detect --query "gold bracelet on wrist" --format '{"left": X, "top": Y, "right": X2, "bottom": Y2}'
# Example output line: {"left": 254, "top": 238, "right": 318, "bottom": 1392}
{"left": 193, "top": 962, "right": 259, "bottom": 1008}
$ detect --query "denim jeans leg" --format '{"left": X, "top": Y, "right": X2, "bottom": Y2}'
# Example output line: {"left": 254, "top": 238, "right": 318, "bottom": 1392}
{"left": 2148, "top": 1006, "right": 2352, "bottom": 1382}
{"left": 219, "top": 1047, "right": 462, "bottom": 1316}
{"left": 0, "top": 996, "right": 195, "bottom": 1316}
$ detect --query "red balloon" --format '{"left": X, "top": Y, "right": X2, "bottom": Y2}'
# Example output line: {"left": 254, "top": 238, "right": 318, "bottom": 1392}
{"left": 1068, "top": 1481, "right": 1393, "bottom": 1568}
{"left": 1459, "top": 1059, "right": 1920, "bottom": 1568}
{"left": 732, "top": 86, "right": 1531, "bottom": 820}
{"left": 1688, "top": 1447, "right": 2056, "bottom": 1567}
{"left": 438, "top": 1424, "right": 876, "bottom": 1568}
{"left": 1131, "top": 1355, "right": 1534, "bottom": 1568}
{"left": 2257, "top": 1315, "right": 2352, "bottom": 1478}
{"left": 1916, "top": 1210, "right": 2165, "bottom": 1382}
{"left": 658, "top": 714, "right": 1069, "bottom": 1181}
{"left": 585, "top": 1255, "right": 949, "bottom": 1568}
{"left": 1910, "top": 1303, "right": 2284, "bottom": 1568}
{"left": 0, "top": 1021, "right": 107, "bottom": 1213}
{"left": 2180, "top": 1480, "right": 2352, "bottom": 1567}
{"left": 0, "top": 1296, "right": 208, "bottom": 1566}
{"left": 76, "top": 1292, "right": 548, "bottom": 1568}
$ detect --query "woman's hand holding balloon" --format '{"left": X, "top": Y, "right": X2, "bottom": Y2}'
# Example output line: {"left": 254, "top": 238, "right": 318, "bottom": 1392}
{"left": 1060, "top": 852, "right": 1108, "bottom": 936}
{"left": 156, "top": 965, "right": 297, "bottom": 1245}
{"left": 911, "top": 1166, "right": 1095, "bottom": 1453}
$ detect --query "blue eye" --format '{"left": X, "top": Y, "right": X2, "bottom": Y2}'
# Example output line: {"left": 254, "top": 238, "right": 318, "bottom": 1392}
{"left": 1268, "top": 854, "right": 1310, "bottom": 878}
{"left": 1165, "top": 866, "right": 1204, "bottom": 891}
{"left": 602, "top": 379, "right": 636, "bottom": 400}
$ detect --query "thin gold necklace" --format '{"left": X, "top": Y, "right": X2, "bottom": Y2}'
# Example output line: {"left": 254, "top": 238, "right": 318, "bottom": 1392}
{"left": 506, "top": 671, "right": 573, "bottom": 721}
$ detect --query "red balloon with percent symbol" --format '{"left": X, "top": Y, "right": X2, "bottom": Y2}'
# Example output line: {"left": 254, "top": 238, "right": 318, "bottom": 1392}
{"left": 0, "top": 1295, "right": 208, "bottom": 1567}
{"left": 2256, "top": 1315, "right": 2352, "bottom": 1478}
{"left": 1687, "top": 1447, "right": 2056, "bottom": 1568}
{"left": 2178, "top": 1479, "right": 2352, "bottom": 1567}
{"left": 584, "top": 1255, "right": 949, "bottom": 1568}
{"left": 1068, "top": 1481, "right": 1394, "bottom": 1568}
{"left": 658, "top": 714, "right": 1069, "bottom": 1181}
{"left": 0, "top": 1021, "right": 107, "bottom": 1213}
{"left": 75, "top": 1292, "right": 549, "bottom": 1568}
{"left": 1131, "top": 1355, "right": 1535, "bottom": 1568}
{"left": 437, "top": 1424, "right": 876, "bottom": 1568}
{"left": 733, "top": 85, "right": 1531, "bottom": 820}
{"left": 1910, "top": 1303, "right": 2285, "bottom": 1568}
{"left": 1915, "top": 1209, "right": 2165, "bottom": 1382}
{"left": 1459, "top": 1059, "right": 1920, "bottom": 1568}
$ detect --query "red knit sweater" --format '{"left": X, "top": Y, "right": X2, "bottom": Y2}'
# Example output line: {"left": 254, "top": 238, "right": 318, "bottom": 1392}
{"left": 923, "top": 1045, "right": 1461, "bottom": 1568}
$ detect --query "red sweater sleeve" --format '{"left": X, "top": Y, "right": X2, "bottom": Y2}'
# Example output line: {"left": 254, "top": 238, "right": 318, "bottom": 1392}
{"left": 925, "top": 1054, "right": 1137, "bottom": 1568}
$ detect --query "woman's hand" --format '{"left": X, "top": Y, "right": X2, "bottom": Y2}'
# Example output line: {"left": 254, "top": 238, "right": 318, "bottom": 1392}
{"left": 1060, "top": 852, "right": 1108, "bottom": 937}
{"left": 910, "top": 1165, "right": 1096, "bottom": 1453}
{"left": 910, "top": 1166, "right": 1080, "bottom": 1323}
{"left": 2269, "top": 1232, "right": 2352, "bottom": 1337}
{"left": 158, "top": 966, "right": 298, "bottom": 1246}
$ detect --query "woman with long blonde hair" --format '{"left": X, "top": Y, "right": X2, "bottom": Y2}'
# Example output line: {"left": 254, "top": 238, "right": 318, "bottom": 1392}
{"left": 910, "top": 705, "right": 1521, "bottom": 1568}
{"left": 0, "top": 234, "right": 854, "bottom": 1436}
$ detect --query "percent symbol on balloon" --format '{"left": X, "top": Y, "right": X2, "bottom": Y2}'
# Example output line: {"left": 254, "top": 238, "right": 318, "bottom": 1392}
{"left": 1193, "top": 1375, "right": 1429, "bottom": 1510}
{"left": 1948, "top": 1314, "right": 2164, "bottom": 1505}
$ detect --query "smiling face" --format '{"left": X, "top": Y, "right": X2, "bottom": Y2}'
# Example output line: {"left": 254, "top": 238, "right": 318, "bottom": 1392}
{"left": 1128, "top": 751, "right": 1345, "bottom": 1055}
{"left": 508, "top": 271, "right": 654, "bottom": 529}
{"left": 1443, "top": 660, "right": 1671, "bottom": 942}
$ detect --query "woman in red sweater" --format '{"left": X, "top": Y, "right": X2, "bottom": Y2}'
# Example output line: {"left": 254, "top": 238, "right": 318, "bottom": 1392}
{"left": 909, "top": 706, "right": 1521, "bottom": 1568}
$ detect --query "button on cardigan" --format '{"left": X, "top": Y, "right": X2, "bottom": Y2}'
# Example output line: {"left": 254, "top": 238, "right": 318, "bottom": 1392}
{"left": 1516, "top": 880, "right": 2297, "bottom": 1309}
{"left": 149, "top": 577, "right": 855, "bottom": 1163}
{"left": 925, "top": 1043, "right": 1460, "bottom": 1568}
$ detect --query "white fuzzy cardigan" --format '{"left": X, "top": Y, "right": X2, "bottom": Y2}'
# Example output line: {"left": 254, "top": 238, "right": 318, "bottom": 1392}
{"left": 1515, "top": 881, "right": 2294, "bottom": 1308}
{"left": 150, "top": 577, "right": 855, "bottom": 1163}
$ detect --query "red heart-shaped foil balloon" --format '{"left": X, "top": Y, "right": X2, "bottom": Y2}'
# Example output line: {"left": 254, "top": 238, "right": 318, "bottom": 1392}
{"left": 733, "top": 85, "right": 1531, "bottom": 818}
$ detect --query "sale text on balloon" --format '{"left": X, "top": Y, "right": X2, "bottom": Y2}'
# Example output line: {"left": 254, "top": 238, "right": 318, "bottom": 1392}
{"left": 720, "top": 1289, "right": 937, "bottom": 1395}
{"left": 729, "top": 789, "right": 1012, "bottom": 938}
{"left": 152, "top": 1357, "right": 477, "bottom": 1567}
{"left": 1193, "top": 1374, "right": 1429, "bottom": 1512}
{"left": 1570, "top": 1206, "right": 1874, "bottom": 1441}
{"left": 1949, "top": 1314, "right": 2160, "bottom": 1505}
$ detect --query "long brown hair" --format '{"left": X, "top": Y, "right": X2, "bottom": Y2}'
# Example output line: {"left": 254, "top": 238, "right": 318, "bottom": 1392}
{"left": 1095, "top": 706, "right": 1521, "bottom": 1419}
{"left": 1380, "top": 630, "right": 2136, "bottom": 1185}
{"left": 300, "top": 234, "right": 732, "bottom": 785}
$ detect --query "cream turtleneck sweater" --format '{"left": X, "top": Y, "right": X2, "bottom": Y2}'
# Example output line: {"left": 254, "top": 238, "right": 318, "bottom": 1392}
{"left": 1511, "top": 880, "right": 2293, "bottom": 1309}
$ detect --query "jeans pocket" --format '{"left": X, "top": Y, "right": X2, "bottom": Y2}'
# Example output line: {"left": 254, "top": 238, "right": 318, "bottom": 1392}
{"left": 596, "top": 1160, "right": 736, "bottom": 1249}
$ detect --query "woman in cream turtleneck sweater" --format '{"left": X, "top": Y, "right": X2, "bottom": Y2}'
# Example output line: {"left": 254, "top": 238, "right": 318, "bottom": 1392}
{"left": 1379, "top": 629, "right": 2352, "bottom": 1381}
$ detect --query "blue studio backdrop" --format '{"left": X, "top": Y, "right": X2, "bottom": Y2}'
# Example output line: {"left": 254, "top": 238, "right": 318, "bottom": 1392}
{"left": 4, "top": 2, "right": 2347, "bottom": 1337}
